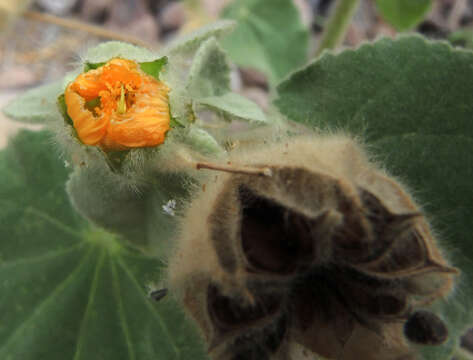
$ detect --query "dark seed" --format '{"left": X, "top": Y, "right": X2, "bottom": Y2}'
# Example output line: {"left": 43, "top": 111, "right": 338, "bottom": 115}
{"left": 404, "top": 310, "right": 448, "bottom": 345}
{"left": 150, "top": 288, "right": 168, "bottom": 302}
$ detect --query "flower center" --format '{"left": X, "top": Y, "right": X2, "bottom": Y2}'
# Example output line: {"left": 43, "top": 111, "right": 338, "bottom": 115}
{"left": 117, "top": 84, "right": 127, "bottom": 114}
{"left": 71, "top": 59, "right": 143, "bottom": 117}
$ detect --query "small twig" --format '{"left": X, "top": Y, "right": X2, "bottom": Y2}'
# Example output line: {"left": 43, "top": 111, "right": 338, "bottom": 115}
{"left": 17, "top": 34, "right": 83, "bottom": 63}
{"left": 23, "top": 10, "right": 156, "bottom": 49}
{"left": 315, "top": 0, "right": 361, "bottom": 57}
{"left": 196, "top": 162, "right": 272, "bottom": 177}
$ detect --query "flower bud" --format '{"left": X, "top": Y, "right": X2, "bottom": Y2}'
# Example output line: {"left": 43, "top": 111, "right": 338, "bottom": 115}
{"left": 64, "top": 58, "right": 170, "bottom": 151}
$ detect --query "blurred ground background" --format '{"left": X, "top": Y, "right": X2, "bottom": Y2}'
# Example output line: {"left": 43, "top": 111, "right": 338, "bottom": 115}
{"left": 1, "top": 0, "right": 473, "bottom": 146}
{"left": 0, "top": 0, "right": 472, "bottom": 355}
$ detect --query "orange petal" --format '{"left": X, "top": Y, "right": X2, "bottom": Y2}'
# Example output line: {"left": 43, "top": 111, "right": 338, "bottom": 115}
{"left": 70, "top": 70, "right": 107, "bottom": 101}
{"left": 104, "top": 108, "right": 170, "bottom": 150}
{"left": 65, "top": 84, "right": 109, "bottom": 145}
{"left": 99, "top": 59, "right": 142, "bottom": 89}
{"left": 100, "top": 74, "right": 170, "bottom": 150}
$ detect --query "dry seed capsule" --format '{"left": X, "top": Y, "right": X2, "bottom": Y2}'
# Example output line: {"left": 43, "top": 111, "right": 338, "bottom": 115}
{"left": 167, "top": 134, "right": 458, "bottom": 360}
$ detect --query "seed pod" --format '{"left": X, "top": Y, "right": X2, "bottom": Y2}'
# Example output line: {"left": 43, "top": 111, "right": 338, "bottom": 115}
{"left": 404, "top": 310, "right": 448, "bottom": 345}
{"left": 167, "top": 134, "right": 458, "bottom": 360}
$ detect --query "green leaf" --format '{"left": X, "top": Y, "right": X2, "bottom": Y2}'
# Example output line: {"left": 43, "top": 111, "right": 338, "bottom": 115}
{"left": 165, "top": 33, "right": 267, "bottom": 126}
{"left": 3, "top": 80, "right": 64, "bottom": 124}
{"left": 83, "top": 62, "right": 106, "bottom": 72}
{"left": 221, "top": 0, "right": 309, "bottom": 84}
{"left": 449, "top": 29, "right": 473, "bottom": 50}
{"left": 166, "top": 87, "right": 192, "bottom": 125}
{"left": 182, "top": 125, "right": 224, "bottom": 155}
{"left": 162, "top": 21, "right": 235, "bottom": 124}
{"left": 372, "top": 134, "right": 473, "bottom": 359}
{"left": 84, "top": 41, "right": 158, "bottom": 64}
{"left": 164, "top": 20, "right": 236, "bottom": 56}
{"left": 187, "top": 37, "right": 231, "bottom": 98}
{"left": 57, "top": 94, "right": 73, "bottom": 126}
{"left": 84, "top": 57, "right": 169, "bottom": 81}
{"left": 275, "top": 36, "right": 473, "bottom": 142}
{"left": 375, "top": 0, "right": 432, "bottom": 31}
{"left": 140, "top": 57, "right": 168, "bottom": 80}
{"left": 0, "top": 130, "right": 208, "bottom": 360}
{"left": 197, "top": 92, "right": 267, "bottom": 123}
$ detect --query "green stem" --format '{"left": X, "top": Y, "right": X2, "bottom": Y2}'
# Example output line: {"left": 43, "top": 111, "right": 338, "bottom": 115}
{"left": 315, "top": 0, "right": 361, "bottom": 57}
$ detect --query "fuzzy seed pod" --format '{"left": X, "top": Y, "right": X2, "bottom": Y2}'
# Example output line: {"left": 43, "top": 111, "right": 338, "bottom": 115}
{"left": 167, "top": 134, "right": 458, "bottom": 360}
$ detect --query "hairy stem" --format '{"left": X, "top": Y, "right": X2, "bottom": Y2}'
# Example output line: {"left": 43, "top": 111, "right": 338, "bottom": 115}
{"left": 315, "top": 0, "right": 361, "bottom": 56}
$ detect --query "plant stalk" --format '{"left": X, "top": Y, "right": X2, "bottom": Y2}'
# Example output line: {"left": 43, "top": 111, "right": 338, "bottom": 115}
{"left": 315, "top": 0, "right": 361, "bottom": 56}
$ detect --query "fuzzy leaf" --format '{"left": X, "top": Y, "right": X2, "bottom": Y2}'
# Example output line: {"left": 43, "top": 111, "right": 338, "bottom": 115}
{"left": 275, "top": 36, "right": 473, "bottom": 142}
{"left": 375, "top": 0, "right": 432, "bottom": 31}
{"left": 187, "top": 37, "right": 231, "bottom": 98}
{"left": 197, "top": 92, "right": 267, "bottom": 123}
{"left": 168, "top": 35, "right": 267, "bottom": 126}
{"left": 164, "top": 20, "right": 236, "bottom": 56}
{"left": 84, "top": 57, "right": 169, "bottom": 81}
{"left": 372, "top": 134, "right": 473, "bottom": 359}
{"left": 84, "top": 41, "right": 158, "bottom": 64}
{"left": 166, "top": 87, "right": 192, "bottom": 126}
{"left": 221, "top": 0, "right": 309, "bottom": 84}
{"left": 163, "top": 22, "right": 235, "bottom": 124}
{"left": 182, "top": 125, "right": 224, "bottom": 155}
{"left": 0, "top": 130, "right": 208, "bottom": 360}
{"left": 449, "top": 29, "right": 473, "bottom": 50}
{"left": 3, "top": 80, "right": 64, "bottom": 124}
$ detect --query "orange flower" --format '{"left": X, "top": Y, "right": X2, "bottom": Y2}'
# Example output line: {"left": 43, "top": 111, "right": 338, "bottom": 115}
{"left": 64, "top": 58, "right": 170, "bottom": 151}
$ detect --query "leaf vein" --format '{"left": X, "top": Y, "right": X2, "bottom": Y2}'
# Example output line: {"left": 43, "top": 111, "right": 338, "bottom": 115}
{"left": 116, "top": 258, "right": 181, "bottom": 358}
{"left": 72, "top": 248, "right": 105, "bottom": 360}
{"left": 0, "top": 243, "right": 84, "bottom": 269}
{"left": 111, "top": 257, "right": 136, "bottom": 360}
{"left": 0, "top": 247, "right": 92, "bottom": 354}
{"left": 26, "top": 206, "right": 82, "bottom": 240}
